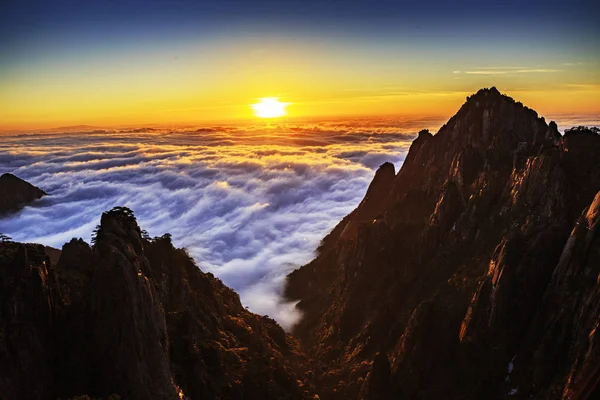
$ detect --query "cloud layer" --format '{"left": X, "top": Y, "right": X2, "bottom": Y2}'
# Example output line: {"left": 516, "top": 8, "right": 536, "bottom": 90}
{"left": 0, "top": 121, "right": 413, "bottom": 329}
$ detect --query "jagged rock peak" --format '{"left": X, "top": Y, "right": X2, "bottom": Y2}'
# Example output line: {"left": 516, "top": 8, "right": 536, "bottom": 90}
{"left": 100, "top": 206, "right": 139, "bottom": 231}
{"left": 432, "top": 87, "right": 559, "bottom": 150}
{"left": 417, "top": 129, "right": 433, "bottom": 139}
{"left": 357, "top": 162, "right": 395, "bottom": 220}
{"left": 475, "top": 86, "right": 501, "bottom": 96}
{"left": 362, "top": 162, "right": 395, "bottom": 202}
{"left": 465, "top": 86, "right": 506, "bottom": 103}
{"left": 459, "top": 86, "right": 523, "bottom": 112}
{"left": 285, "top": 88, "right": 600, "bottom": 399}
{"left": 95, "top": 207, "right": 141, "bottom": 242}
{"left": 93, "top": 206, "right": 146, "bottom": 260}
{"left": 1, "top": 206, "right": 315, "bottom": 399}
{"left": 374, "top": 162, "right": 395, "bottom": 179}
{"left": 0, "top": 173, "right": 47, "bottom": 215}
{"left": 1, "top": 173, "right": 45, "bottom": 189}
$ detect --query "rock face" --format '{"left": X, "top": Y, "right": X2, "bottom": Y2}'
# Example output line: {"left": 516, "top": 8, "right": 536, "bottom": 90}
{"left": 0, "top": 243, "right": 60, "bottom": 400}
{"left": 0, "top": 173, "right": 47, "bottom": 215}
{"left": 0, "top": 207, "right": 314, "bottom": 400}
{"left": 285, "top": 88, "right": 600, "bottom": 399}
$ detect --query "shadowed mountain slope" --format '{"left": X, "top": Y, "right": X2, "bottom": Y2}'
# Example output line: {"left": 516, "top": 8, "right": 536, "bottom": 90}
{"left": 285, "top": 88, "right": 600, "bottom": 399}
{"left": 0, "top": 207, "right": 315, "bottom": 400}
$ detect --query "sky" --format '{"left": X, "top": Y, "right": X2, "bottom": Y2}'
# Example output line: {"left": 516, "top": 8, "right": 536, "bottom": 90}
{"left": 1, "top": 0, "right": 599, "bottom": 129}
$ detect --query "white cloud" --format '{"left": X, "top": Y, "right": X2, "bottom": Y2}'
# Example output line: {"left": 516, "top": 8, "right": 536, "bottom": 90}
{"left": 0, "top": 122, "right": 413, "bottom": 330}
{"left": 463, "top": 68, "right": 560, "bottom": 75}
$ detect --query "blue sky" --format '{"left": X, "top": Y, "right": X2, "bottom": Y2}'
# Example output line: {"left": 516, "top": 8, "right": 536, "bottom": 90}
{"left": 1, "top": 0, "right": 599, "bottom": 128}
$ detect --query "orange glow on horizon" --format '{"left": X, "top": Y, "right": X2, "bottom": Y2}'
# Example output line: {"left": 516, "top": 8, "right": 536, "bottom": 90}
{"left": 1, "top": 60, "right": 599, "bottom": 131}
{"left": 1, "top": 23, "right": 599, "bottom": 132}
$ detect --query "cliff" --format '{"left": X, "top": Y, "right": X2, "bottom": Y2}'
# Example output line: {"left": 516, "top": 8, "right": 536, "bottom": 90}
{"left": 0, "top": 207, "right": 315, "bottom": 400}
{"left": 285, "top": 88, "right": 600, "bottom": 399}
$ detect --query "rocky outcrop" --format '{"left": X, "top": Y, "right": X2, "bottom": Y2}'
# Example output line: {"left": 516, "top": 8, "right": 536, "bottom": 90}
{"left": 285, "top": 88, "right": 600, "bottom": 399}
{"left": 0, "top": 173, "right": 47, "bottom": 215}
{"left": 0, "top": 243, "right": 60, "bottom": 400}
{"left": 504, "top": 191, "right": 600, "bottom": 399}
{"left": 0, "top": 207, "right": 314, "bottom": 400}
{"left": 84, "top": 208, "right": 177, "bottom": 399}
{"left": 144, "top": 234, "right": 312, "bottom": 400}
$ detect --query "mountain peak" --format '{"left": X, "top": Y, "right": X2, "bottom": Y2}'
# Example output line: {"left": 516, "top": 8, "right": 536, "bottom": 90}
{"left": 355, "top": 162, "right": 395, "bottom": 221}
{"left": 463, "top": 86, "right": 515, "bottom": 110}
{"left": 417, "top": 128, "right": 433, "bottom": 139}
{"left": 468, "top": 86, "right": 506, "bottom": 102}
{"left": 93, "top": 206, "right": 145, "bottom": 259}
{"left": 0, "top": 173, "right": 47, "bottom": 215}
{"left": 434, "top": 87, "right": 559, "bottom": 151}
{"left": 100, "top": 206, "right": 140, "bottom": 235}
{"left": 475, "top": 86, "right": 501, "bottom": 96}
{"left": 285, "top": 88, "right": 600, "bottom": 399}
{"left": 0, "top": 173, "right": 47, "bottom": 194}
{"left": 375, "top": 161, "right": 395, "bottom": 177}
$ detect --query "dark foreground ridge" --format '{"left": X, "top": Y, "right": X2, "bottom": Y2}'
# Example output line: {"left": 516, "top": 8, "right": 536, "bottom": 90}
{"left": 0, "top": 173, "right": 47, "bottom": 215}
{"left": 1, "top": 88, "right": 599, "bottom": 400}
{"left": 0, "top": 207, "right": 315, "bottom": 400}
{"left": 285, "top": 87, "right": 600, "bottom": 399}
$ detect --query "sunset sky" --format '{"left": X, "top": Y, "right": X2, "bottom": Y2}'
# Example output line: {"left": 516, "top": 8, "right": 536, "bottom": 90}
{"left": 1, "top": 0, "right": 599, "bottom": 129}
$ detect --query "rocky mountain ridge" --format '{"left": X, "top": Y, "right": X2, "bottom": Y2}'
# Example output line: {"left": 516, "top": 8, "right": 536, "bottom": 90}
{"left": 0, "top": 173, "right": 47, "bottom": 215}
{"left": 285, "top": 87, "right": 600, "bottom": 399}
{"left": 0, "top": 207, "right": 315, "bottom": 400}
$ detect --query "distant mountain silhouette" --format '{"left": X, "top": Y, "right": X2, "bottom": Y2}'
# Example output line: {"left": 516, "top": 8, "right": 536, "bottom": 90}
{"left": 0, "top": 173, "right": 46, "bottom": 215}
{"left": 50, "top": 125, "right": 104, "bottom": 132}
{"left": 1, "top": 88, "right": 599, "bottom": 399}
{"left": 285, "top": 87, "right": 600, "bottom": 399}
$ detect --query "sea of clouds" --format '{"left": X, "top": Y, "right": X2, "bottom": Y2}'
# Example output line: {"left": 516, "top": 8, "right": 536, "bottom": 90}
{"left": 1, "top": 113, "right": 597, "bottom": 329}
{"left": 0, "top": 119, "right": 437, "bottom": 328}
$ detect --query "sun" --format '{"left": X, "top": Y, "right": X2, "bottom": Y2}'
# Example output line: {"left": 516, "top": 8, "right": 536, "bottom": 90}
{"left": 251, "top": 97, "right": 290, "bottom": 118}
